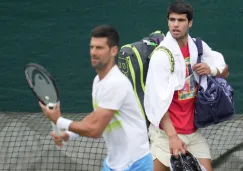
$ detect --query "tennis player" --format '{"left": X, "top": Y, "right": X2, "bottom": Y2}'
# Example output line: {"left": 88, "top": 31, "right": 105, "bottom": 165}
{"left": 144, "top": 1, "right": 228, "bottom": 171}
{"left": 39, "top": 25, "right": 153, "bottom": 171}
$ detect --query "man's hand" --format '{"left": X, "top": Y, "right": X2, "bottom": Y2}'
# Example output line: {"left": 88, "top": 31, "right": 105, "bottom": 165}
{"left": 169, "top": 135, "right": 187, "bottom": 158}
{"left": 39, "top": 102, "right": 61, "bottom": 124}
{"left": 192, "top": 63, "right": 211, "bottom": 75}
{"left": 51, "top": 131, "right": 69, "bottom": 148}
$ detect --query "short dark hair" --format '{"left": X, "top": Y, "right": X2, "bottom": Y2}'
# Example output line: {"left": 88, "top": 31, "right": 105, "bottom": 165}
{"left": 167, "top": 1, "right": 194, "bottom": 21}
{"left": 91, "top": 25, "right": 120, "bottom": 47}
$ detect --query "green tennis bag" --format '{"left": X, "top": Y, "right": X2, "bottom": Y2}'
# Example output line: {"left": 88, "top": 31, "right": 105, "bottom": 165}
{"left": 117, "top": 31, "right": 174, "bottom": 127}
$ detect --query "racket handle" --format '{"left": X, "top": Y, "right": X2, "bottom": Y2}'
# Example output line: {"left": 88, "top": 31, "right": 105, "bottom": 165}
{"left": 46, "top": 103, "right": 65, "bottom": 147}
{"left": 51, "top": 121, "right": 65, "bottom": 147}
{"left": 51, "top": 122, "right": 61, "bottom": 136}
{"left": 46, "top": 103, "right": 62, "bottom": 136}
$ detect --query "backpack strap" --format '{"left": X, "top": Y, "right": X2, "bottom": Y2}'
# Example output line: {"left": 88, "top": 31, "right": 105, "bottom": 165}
{"left": 148, "top": 38, "right": 202, "bottom": 75}
{"left": 149, "top": 46, "right": 175, "bottom": 73}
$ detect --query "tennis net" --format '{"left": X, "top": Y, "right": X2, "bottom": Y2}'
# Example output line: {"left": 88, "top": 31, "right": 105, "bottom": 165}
{"left": 0, "top": 112, "right": 242, "bottom": 171}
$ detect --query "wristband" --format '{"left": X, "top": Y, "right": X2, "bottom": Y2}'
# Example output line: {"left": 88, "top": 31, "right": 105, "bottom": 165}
{"left": 56, "top": 117, "right": 73, "bottom": 131}
{"left": 65, "top": 131, "right": 80, "bottom": 141}
{"left": 210, "top": 66, "right": 217, "bottom": 76}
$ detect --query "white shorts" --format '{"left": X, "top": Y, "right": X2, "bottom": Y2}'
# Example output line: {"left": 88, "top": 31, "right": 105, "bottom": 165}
{"left": 148, "top": 124, "right": 211, "bottom": 167}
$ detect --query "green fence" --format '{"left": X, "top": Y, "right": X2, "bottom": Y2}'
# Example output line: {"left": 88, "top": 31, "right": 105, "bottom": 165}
{"left": 0, "top": 0, "right": 242, "bottom": 113}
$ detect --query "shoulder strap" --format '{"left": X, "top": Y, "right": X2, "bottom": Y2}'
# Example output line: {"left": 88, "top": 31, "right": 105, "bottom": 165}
{"left": 193, "top": 37, "right": 203, "bottom": 63}
{"left": 149, "top": 46, "right": 175, "bottom": 73}
{"left": 193, "top": 37, "right": 203, "bottom": 84}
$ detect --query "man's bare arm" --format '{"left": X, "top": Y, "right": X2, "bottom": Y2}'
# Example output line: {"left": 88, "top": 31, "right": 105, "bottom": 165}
{"left": 160, "top": 111, "right": 187, "bottom": 157}
{"left": 39, "top": 102, "right": 115, "bottom": 139}
{"left": 216, "top": 64, "right": 229, "bottom": 79}
{"left": 68, "top": 107, "right": 115, "bottom": 138}
{"left": 193, "top": 63, "right": 229, "bottom": 79}
{"left": 160, "top": 111, "right": 177, "bottom": 138}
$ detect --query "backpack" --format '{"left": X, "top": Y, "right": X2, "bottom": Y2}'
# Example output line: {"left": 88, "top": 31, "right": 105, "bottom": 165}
{"left": 117, "top": 31, "right": 211, "bottom": 127}
{"left": 117, "top": 31, "right": 174, "bottom": 127}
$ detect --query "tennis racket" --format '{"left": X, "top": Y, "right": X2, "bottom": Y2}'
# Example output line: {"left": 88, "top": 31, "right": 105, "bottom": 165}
{"left": 24, "top": 63, "right": 63, "bottom": 137}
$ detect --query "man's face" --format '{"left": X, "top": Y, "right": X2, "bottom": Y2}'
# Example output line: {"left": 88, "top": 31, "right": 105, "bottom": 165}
{"left": 168, "top": 13, "right": 192, "bottom": 40}
{"left": 90, "top": 37, "right": 117, "bottom": 70}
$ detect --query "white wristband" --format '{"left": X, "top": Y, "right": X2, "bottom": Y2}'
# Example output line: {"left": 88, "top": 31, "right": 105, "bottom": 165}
{"left": 56, "top": 117, "right": 73, "bottom": 131}
{"left": 210, "top": 66, "right": 218, "bottom": 76}
{"left": 65, "top": 131, "right": 80, "bottom": 141}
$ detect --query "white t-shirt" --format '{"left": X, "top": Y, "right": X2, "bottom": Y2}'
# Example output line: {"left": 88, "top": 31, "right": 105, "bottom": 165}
{"left": 92, "top": 65, "right": 150, "bottom": 170}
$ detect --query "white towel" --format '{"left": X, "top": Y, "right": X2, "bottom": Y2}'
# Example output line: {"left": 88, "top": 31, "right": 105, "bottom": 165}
{"left": 144, "top": 31, "right": 226, "bottom": 127}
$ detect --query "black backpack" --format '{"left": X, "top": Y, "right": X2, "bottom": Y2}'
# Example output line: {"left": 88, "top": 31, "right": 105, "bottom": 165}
{"left": 117, "top": 31, "right": 175, "bottom": 127}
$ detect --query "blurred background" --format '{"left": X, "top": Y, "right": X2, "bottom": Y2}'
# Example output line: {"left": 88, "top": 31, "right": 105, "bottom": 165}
{"left": 0, "top": 0, "right": 242, "bottom": 114}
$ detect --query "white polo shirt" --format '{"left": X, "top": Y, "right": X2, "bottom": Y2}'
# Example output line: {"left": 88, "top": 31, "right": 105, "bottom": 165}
{"left": 92, "top": 65, "right": 150, "bottom": 170}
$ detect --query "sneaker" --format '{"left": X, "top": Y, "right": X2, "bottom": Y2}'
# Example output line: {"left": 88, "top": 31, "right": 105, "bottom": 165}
{"left": 180, "top": 151, "right": 202, "bottom": 171}
{"left": 170, "top": 155, "right": 185, "bottom": 171}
